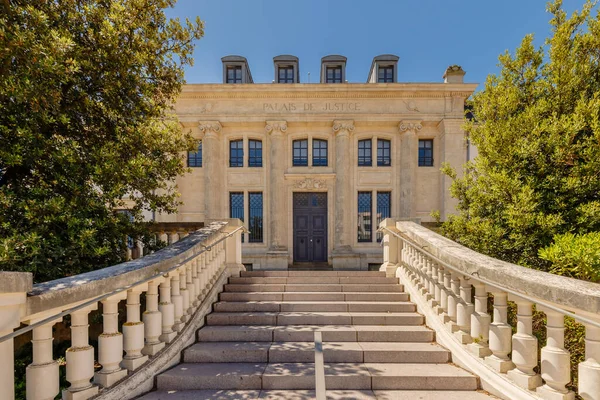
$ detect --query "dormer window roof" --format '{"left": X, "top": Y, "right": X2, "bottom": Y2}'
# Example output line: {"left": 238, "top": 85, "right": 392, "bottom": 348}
{"left": 367, "top": 54, "right": 399, "bottom": 83}
{"left": 273, "top": 55, "right": 299, "bottom": 83}
{"left": 320, "top": 55, "right": 347, "bottom": 83}
{"left": 221, "top": 55, "right": 253, "bottom": 84}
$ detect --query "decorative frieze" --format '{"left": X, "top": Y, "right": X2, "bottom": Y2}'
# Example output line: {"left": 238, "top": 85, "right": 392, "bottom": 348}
{"left": 293, "top": 178, "right": 327, "bottom": 190}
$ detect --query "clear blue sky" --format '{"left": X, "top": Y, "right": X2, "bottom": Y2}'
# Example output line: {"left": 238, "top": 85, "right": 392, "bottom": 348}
{"left": 165, "top": 0, "right": 590, "bottom": 90}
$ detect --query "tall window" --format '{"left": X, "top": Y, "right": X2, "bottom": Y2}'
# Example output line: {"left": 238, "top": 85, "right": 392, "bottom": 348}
{"left": 230, "top": 192, "right": 244, "bottom": 243}
{"left": 376, "top": 192, "right": 391, "bottom": 242}
{"left": 278, "top": 67, "right": 294, "bottom": 83}
{"left": 312, "top": 139, "right": 328, "bottom": 166}
{"left": 230, "top": 140, "right": 243, "bottom": 167}
{"left": 418, "top": 139, "right": 434, "bottom": 166}
{"left": 248, "top": 192, "right": 263, "bottom": 243}
{"left": 357, "top": 192, "right": 372, "bottom": 242}
{"left": 187, "top": 141, "right": 202, "bottom": 167}
{"left": 248, "top": 139, "right": 262, "bottom": 167}
{"left": 292, "top": 139, "right": 308, "bottom": 166}
{"left": 326, "top": 66, "right": 342, "bottom": 83}
{"left": 358, "top": 139, "right": 372, "bottom": 166}
{"left": 377, "top": 139, "right": 391, "bottom": 166}
{"left": 226, "top": 66, "right": 242, "bottom": 83}
{"left": 378, "top": 66, "right": 394, "bottom": 83}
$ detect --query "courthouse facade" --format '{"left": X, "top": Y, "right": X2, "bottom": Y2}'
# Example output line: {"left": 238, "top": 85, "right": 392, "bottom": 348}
{"left": 158, "top": 55, "right": 477, "bottom": 269}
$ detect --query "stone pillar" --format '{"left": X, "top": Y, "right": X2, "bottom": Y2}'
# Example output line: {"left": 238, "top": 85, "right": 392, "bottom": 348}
{"left": 265, "top": 121, "right": 289, "bottom": 270}
{"left": 332, "top": 120, "right": 360, "bottom": 269}
{"left": 398, "top": 121, "right": 421, "bottom": 219}
{"left": 199, "top": 121, "right": 223, "bottom": 219}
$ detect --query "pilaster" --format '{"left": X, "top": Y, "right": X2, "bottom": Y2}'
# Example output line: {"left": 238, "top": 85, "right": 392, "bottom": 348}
{"left": 399, "top": 120, "right": 421, "bottom": 219}
{"left": 199, "top": 121, "right": 223, "bottom": 220}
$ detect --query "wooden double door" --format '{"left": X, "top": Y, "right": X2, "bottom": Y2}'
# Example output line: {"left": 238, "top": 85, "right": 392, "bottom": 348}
{"left": 293, "top": 192, "right": 328, "bottom": 263}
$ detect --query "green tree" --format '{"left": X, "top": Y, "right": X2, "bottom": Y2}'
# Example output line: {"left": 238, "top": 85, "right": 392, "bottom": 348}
{"left": 440, "top": 0, "right": 600, "bottom": 276}
{"left": 0, "top": 0, "right": 203, "bottom": 282}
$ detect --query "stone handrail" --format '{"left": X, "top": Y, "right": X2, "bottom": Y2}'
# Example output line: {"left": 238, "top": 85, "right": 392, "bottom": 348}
{"left": 0, "top": 219, "right": 245, "bottom": 400}
{"left": 379, "top": 219, "right": 600, "bottom": 400}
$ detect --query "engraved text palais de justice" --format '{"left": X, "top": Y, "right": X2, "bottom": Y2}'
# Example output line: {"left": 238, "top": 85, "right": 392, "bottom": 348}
{"left": 263, "top": 102, "right": 361, "bottom": 112}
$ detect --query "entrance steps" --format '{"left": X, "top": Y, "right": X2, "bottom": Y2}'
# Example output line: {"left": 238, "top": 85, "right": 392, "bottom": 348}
{"left": 141, "top": 270, "right": 494, "bottom": 399}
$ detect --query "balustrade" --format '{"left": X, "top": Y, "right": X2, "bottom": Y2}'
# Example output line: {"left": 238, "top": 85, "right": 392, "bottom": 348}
{"left": 379, "top": 218, "right": 600, "bottom": 400}
{"left": 0, "top": 220, "right": 243, "bottom": 400}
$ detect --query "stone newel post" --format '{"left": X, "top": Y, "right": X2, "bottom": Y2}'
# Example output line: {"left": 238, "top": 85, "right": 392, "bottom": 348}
{"left": 333, "top": 119, "right": 354, "bottom": 250}
{"left": 379, "top": 218, "right": 400, "bottom": 277}
{"left": 398, "top": 121, "right": 421, "bottom": 219}
{"left": 199, "top": 121, "right": 223, "bottom": 219}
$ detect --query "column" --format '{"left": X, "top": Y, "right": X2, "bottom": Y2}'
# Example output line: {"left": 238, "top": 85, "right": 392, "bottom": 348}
{"left": 122, "top": 288, "right": 148, "bottom": 372}
{"left": 199, "top": 121, "right": 223, "bottom": 219}
{"left": 333, "top": 119, "right": 355, "bottom": 252}
{"left": 398, "top": 121, "right": 421, "bottom": 218}
{"left": 94, "top": 296, "right": 127, "bottom": 387}
{"left": 143, "top": 279, "right": 165, "bottom": 356}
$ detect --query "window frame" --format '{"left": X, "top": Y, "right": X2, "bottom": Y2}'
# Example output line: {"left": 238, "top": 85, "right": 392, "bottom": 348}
{"left": 326, "top": 66, "right": 343, "bottom": 83}
{"left": 278, "top": 66, "right": 294, "bottom": 83}
{"left": 378, "top": 65, "right": 394, "bottom": 83}
{"left": 226, "top": 66, "right": 242, "bottom": 83}
{"left": 292, "top": 139, "right": 309, "bottom": 166}
{"left": 312, "top": 139, "right": 328, "bottom": 167}
{"left": 377, "top": 139, "right": 391, "bottom": 167}
{"left": 229, "top": 139, "right": 244, "bottom": 167}
{"left": 187, "top": 141, "right": 202, "bottom": 167}
{"left": 358, "top": 139, "right": 372, "bottom": 167}
{"left": 418, "top": 139, "right": 434, "bottom": 167}
{"left": 357, "top": 191, "right": 373, "bottom": 243}
{"left": 248, "top": 139, "right": 263, "bottom": 167}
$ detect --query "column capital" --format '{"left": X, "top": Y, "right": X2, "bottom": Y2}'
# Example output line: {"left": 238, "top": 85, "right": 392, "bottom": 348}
{"left": 399, "top": 120, "right": 422, "bottom": 133}
{"left": 265, "top": 120, "right": 287, "bottom": 135}
{"left": 198, "top": 121, "right": 222, "bottom": 138}
{"left": 332, "top": 120, "right": 355, "bottom": 136}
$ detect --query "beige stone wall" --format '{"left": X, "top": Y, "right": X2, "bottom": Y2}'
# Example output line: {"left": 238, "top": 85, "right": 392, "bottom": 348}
{"left": 158, "top": 83, "right": 477, "bottom": 268}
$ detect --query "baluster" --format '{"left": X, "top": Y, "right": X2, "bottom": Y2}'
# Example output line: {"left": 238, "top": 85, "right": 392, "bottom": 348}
{"left": 435, "top": 265, "right": 445, "bottom": 315}
{"left": 169, "top": 231, "right": 178, "bottom": 245}
{"left": 485, "top": 290, "right": 515, "bottom": 373}
{"left": 159, "top": 231, "right": 168, "bottom": 244}
{"left": 468, "top": 282, "right": 492, "bottom": 357}
{"left": 171, "top": 271, "right": 184, "bottom": 332}
{"left": 179, "top": 266, "right": 190, "bottom": 323}
{"left": 537, "top": 308, "right": 574, "bottom": 399}
{"left": 192, "top": 259, "right": 201, "bottom": 307}
{"left": 158, "top": 274, "right": 176, "bottom": 343}
{"left": 135, "top": 240, "right": 144, "bottom": 259}
{"left": 445, "top": 272, "right": 460, "bottom": 332}
{"left": 507, "top": 298, "right": 542, "bottom": 390}
{"left": 209, "top": 246, "right": 217, "bottom": 284}
{"left": 439, "top": 268, "right": 451, "bottom": 322}
{"left": 186, "top": 262, "right": 196, "bottom": 313}
{"left": 122, "top": 288, "right": 148, "bottom": 372}
{"left": 180, "top": 231, "right": 189, "bottom": 239}
{"left": 26, "top": 318, "right": 61, "bottom": 400}
{"left": 95, "top": 295, "right": 127, "bottom": 387}
{"left": 455, "top": 276, "right": 473, "bottom": 344}
{"left": 428, "top": 263, "right": 439, "bottom": 309}
{"left": 200, "top": 253, "right": 209, "bottom": 298}
{"left": 143, "top": 279, "right": 165, "bottom": 355}
{"left": 424, "top": 259, "right": 433, "bottom": 302}
{"left": 579, "top": 324, "right": 600, "bottom": 400}
{"left": 63, "top": 305, "right": 98, "bottom": 399}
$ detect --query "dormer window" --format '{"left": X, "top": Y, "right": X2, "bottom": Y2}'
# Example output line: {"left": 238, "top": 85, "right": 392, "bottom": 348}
{"left": 221, "top": 55, "right": 253, "bottom": 84}
{"left": 226, "top": 66, "right": 242, "bottom": 83}
{"left": 326, "top": 66, "right": 342, "bottom": 83}
{"left": 273, "top": 55, "right": 300, "bottom": 83}
{"left": 278, "top": 67, "right": 294, "bottom": 83}
{"left": 367, "top": 54, "right": 399, "bottom": 83}
{"left": 378, "top": 66, "right": 394, "bottom": 83}
{"left": 320, "top": 55, "right": 346, "bottom": 83}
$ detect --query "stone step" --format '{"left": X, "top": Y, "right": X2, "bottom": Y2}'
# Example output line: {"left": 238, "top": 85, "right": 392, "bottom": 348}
{"left": 156, "top": 362, "right": 478, "bottom": 390}
{"left": 223, "top": 283, "right": 404, "bottom": 293}
{"left": 229, "top": 276, "right": 399, "bottom": 284}
{"left": 138, "top": 389, "right": 494, "bottom": 400}
{"left": 219, "top": 291, "right": 410, "bottom": 302}
{"left": 213, "top": 301, "right": 416, "bottom": 313}
{"left": 206, "top": 311, "right": 424, "bottom": 326}
{"left": 183, "top": 342, "right": 450, "bottom": 363}
{"left": 240, "top": 271, "right": 386, "bottom": 277}
{"left": 197, "top": 325, "right": 435, "bottom": 342}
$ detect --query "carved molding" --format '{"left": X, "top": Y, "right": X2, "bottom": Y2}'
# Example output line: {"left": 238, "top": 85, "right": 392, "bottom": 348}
{"left": 332, "top": 120, "right": 355, "bottom": 135}
{"left": 198, "top": 121, "right": 222, "bottom": 134}
{"left": 399, "top": 120, "right": 422, "bottom": 133}
{"left": 293, "top": 178, "right": 327, "bottom": 190}
{"left": 265, "top": 120, "right": 288, "bottom": 134}
{"left": 403, "top": 100, "right": 420, "bottom": 112}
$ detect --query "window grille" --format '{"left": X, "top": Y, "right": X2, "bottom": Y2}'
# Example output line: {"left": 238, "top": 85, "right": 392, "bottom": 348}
{"left": 230, "top": 192, "right": 244, "bottom": 243}
{"left": 357, "top": 192, "right": 372, "bottom": 242}
{"left": 248, "top": 192, "right": 263, "bottom": 243}
{"left": 376, "top": 192, "right": 391, "bottom": 242}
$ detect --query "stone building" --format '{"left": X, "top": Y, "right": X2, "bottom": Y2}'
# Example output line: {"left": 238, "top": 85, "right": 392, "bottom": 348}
{"left": 157, "top": 54, "right": 477, "bottom": 269}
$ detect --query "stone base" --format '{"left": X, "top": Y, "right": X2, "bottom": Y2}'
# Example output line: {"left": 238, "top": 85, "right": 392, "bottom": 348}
{"left": 62, "top": 385, "right": 98, "bottom": 400}
{"left": 536, "top": 385, "right": 575, "bottom": 400}
{"left": 439, "top": 312, "right": 450, "bottom": 323}
{"left": 332, "top": 248, "right": 361, "bottom": 270}
{"left": 467, "top": 342, "right": 492, "bottom": 358}
{"left": 265, "top": 251, "right": 288, "bottom": 270}
{"left": 454, "top": 330, "right": 473, "bottom": 344}
{"left": 226, "top": 263, "right": 246, "bottom": 277}
{"left": 379, "top": 262, "right": 399, "bottom": 278}
{"left": 507, "top": 369, "right": 542, "bottom": 390}
{"left": 142, "top": 341, "right": 165, "bottom": 356}
{"left": 121, "top": 355, "right": 149, "bottom": 372}
{"left": 173, "top": 322, "right": 184, "bottom": 333}
{"left": 94, "top": 368, "right": 128, "bottom": 387}
{"left": 484, "top": 355, "right": 515, "bottom": 373}
{"left": 428, "top": 299, "right": 439, "bottom": 309}
{"left": 159, "top": 331, "right": 177, "bottom": 344}
{"left": 445, "top": 320, "right": 459, "bottom": 333}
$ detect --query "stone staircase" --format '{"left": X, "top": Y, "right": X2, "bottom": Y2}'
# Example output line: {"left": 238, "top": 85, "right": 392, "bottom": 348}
{"left": 140, "top": 270, "right": 494, "bottom": 399}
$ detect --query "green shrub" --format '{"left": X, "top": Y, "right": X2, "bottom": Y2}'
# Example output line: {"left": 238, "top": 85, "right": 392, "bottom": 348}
{"left": 539, "top": 232, "right": 600, "bottom": 282}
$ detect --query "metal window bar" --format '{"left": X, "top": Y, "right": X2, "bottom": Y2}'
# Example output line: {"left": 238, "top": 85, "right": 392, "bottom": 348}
{"left": 377, "top": 139, "right": 391, "bottom": 166}
{"left": 230, "top": 140, "right": 243, "bottom": 167}
{"left": 358, "top": 139, "right": 372, "bottom": 166}
{"left": 292, "top": 139, "right": 308, "bottom": 166}
{"left": 248, "top": 192, "right": 263, "bottom": 243}
{"left": 312, "top": 139, "right": 328, "bottom": 166}
{"left": 187, "top": 141, "right": 202, "bottom": 167}
{"left": 248, "top": 139, "right": 262, "bottom": 167}
{"left": 230, "top": 192, "right": 244, "bottom": 243}
{"left": 357, "top": 192, "right": 372, "bottom": 242}
{"left": 376, "top": 192, "right": 391, "bottom": 242}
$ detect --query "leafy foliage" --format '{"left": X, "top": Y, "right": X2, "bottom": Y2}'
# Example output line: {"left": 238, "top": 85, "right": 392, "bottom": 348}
{"left": 440, "top": 0, "right": 600, "bottom": 277}
{"left": 539, "top": 232, "right": 600, "bottom": 282}
{"left": 0, "top": 0, "right": 203, "bottom": 282}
